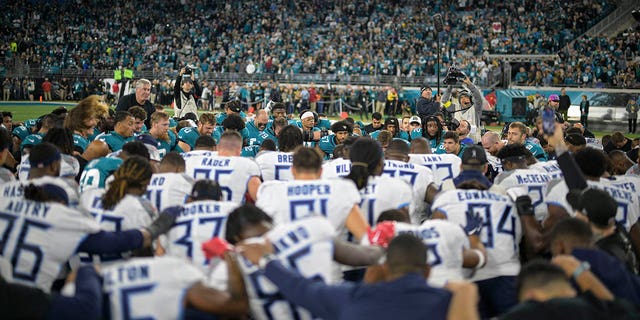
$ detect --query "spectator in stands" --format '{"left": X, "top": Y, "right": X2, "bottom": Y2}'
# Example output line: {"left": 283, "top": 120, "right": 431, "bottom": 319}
{"left": 116, "top": 79, "right": 154, "bottom": 128}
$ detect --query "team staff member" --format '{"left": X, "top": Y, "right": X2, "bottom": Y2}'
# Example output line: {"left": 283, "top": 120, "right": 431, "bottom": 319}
{"left": 173, "top": 67, "right": 201, "bottom": 119}
{"left": 116, "top": 79, "right": 154, "bottom": 128}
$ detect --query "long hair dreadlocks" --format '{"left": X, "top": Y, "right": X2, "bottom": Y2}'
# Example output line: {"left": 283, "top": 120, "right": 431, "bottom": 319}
{"left": 102, "top": 156, "right": 153, "bottom": 210}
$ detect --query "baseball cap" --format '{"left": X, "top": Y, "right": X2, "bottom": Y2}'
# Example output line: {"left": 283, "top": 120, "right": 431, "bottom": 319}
{"left": 409, "top": 116, "right": 421, "bottom": 125}
{"left": 227, "top": 102, "right": 242, "bottom": 113}
{"left": 190, "top": 180, "right": 223, "bottom": 201}
{"left": 461, "top": 145, "right": 488, "bottom": 165}
{"left": 135, "top": 134, "right": 161, "bottom": 162}
{"left": 548, "top": 94, "right": 560, "bottom": 102}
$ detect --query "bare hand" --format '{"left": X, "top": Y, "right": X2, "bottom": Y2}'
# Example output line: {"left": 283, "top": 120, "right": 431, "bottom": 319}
{"left": 551, "top": 255, "right": 581, "bottom": 277}
{"left": 445, "top": 281, "right": 479, "bottom": 302}
{"left": 237, "top": 239, "right": 274, "bottom": 265}
{"left": 543, "top": 123, "right": 564, "bottom": 149}
{"left": 463, "top": 77, "right": 472, "bottom": 85}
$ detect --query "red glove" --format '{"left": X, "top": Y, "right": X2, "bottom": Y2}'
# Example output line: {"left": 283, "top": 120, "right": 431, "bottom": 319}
{"left": 202, "top": 237, "right": 234, "bottom": 259}
{"left": 367, "top": 221, "right": 396, "bottom": 248}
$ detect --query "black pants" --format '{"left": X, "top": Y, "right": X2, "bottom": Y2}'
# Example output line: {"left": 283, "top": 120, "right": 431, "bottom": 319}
{"left": 580, "top": 114, "right": 588, "bottom": 128}
{"left": 630, "top": 118, "right": 637, "bottom": 133}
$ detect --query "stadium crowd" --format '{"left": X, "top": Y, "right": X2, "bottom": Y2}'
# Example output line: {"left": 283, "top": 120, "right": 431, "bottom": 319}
{"left": 0, "top": 84, "right": 639, "bottom": 318}
{"left": 1, "top": 0, "right": 638, "bottom": 88}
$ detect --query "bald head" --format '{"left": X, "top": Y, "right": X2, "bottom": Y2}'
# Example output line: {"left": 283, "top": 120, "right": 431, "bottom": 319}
{"left": 410, "top": 137, "right": 431, "bottom": 154}
{"left": 482, "top": 131, "right": 503, "bottom": 156}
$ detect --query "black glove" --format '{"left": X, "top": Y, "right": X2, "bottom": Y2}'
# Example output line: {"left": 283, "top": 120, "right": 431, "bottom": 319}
{"left": 464, "top": 209, "right": 483, "bottom": 236}
{"left": 144, "top": 206, "right": 182, "bottom": 239}
{"left": 515, "top": 195, "right": 535, "bottom": 217}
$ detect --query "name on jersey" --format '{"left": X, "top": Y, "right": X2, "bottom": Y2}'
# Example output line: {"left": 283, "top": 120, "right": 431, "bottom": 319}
{"left": 200, "top": 158, "right": 230, "bottom": 167}
{"left": 181, "top": 203, "right": 222, "bottom": 216}
{"left": 2, "top": 184, "right": 23, "bottom": 198}
{"left": 277, "top": 154, "right": 293, "bottom": 163}
{"left": 609, "top": 182, "right": 637, "bottom": 193}
{"left": 271, "top": 226, "right": 310, "bottom": 254}
{"left": 601, "top": 186, "right": 634, "bottom": 202}
{"left": 420, "top": 155, "right": 444, "bottom": 162}
{"left": 150, "top": 176, "right": 166, "bottom": 186}
{"left": 3, "top": 200, "right": 51, "bottom": 218}
{"left": 336, "top": 164, "right": 350, "bottom": 174}
{"left": 515, "top": 174, "right": 551, "bottom": 184}
{"left": 457, "top": 191, "right": 509, "bottom": 202}
{"left": 104, "top": 264, "right": 150, "bottom": 286}
{"left": 398, "top": 226, "right": 440, "bottom": 240}
{"left": 287, "top": 184, "right": 330, "bottom": 196}
{"left": 385, "top": 162, "right": 415, "bottom": 169}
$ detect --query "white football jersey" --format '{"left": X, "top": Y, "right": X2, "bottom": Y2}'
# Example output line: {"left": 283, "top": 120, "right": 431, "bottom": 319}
{"left": 382, "top": 159, "right": 434, "bottom": 222}
{"left": 395, "top": 220, "right": 469, "bottom": 287}
{"left": 0, "top": 167, "right": 14, "bottom": 185}
{"left": 359, "top": 176, "right": 413, "bottom": 226}
{"left": 529, "top": 160, "right": 563, "bottom": 179}
{"left": 0, "top": 175, "right": 80, "bottom": 207}
{"left": 164, "top": 200, "right": 238, "bottom": 273}
{"left": 79, "top": 189, "right": 157, "bottom": 263}
{"left": 0, "top": 199, "right": 100, "bottom": 292}
{"left": 546, "top": 179, "right": 640, "bottom": 231}
{"left": 144, "top": 173, "right": 194, "bottom": 211}
{"left": 18, "top": 154, "right": 80, "bottom": 181}
{"left": 182, "top": 150, "right": 218, "bottom": 171}
{"left": 102, "top": 256, "right": 205, "bottom": 320}
{"left": 432, "top": 189, "right": 521, "bottom": 281}
{"left": 184, "top": 154, "right": 260, "bottom": 203}
{"left": 239, "top": 217, "right": 335, "bottom": 320}
{"left": 408, "top": 153, "right": 461, "bottom": 185}
{"left": 495, "top": 169, "right": 552, "bottom": 221}
{"left": 321, "top": 158, "right": 352, "bottom": 179}
{"left": 255, "top": 151, "right": 294, "bottom": 181}
{"left": 256, "top": 178, "right": 361, "bottom": 240}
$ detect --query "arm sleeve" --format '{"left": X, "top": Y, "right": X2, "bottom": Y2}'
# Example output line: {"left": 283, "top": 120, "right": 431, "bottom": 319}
{"left": 77, "top": 230, "right": 144, "bottom": 254}
{"left": 556, "top": 152, "right": 588, "bottom": 190}
{"left": 174, "top": 76, "right": 182, "bottom": 109}
{"left": 264, "top": 260, "right": 351, "bottom": 319}
{"left": 467, "top": 82, "right": 484, "bottom": 114}
{"left": 46, "top": 266, "right": 102, "bottom": 320}
{"left": 441, "top": 85, "right": 453, "bottom": 103}
{"left": 115, "top": 95, "right": 128, "bottom": 112}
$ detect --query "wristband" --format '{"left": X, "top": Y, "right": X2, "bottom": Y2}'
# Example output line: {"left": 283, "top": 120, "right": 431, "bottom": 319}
{"left": 572, "top": 261, "right": 590, "bottom": 280}
{"left": 472, "top": 249, "right": 486, "bottom": 269}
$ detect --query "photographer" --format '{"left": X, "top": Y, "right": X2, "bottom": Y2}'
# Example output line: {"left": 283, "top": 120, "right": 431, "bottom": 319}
{"left": 441, "top": 69, "right": 484, "bottom": 143}
{"left": 173, "top": 66, "right": 201, "bottom": 119}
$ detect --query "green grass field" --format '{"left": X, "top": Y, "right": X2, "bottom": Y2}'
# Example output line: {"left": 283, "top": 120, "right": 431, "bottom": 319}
{"left": 2, "top": 101, "right": 637, "bottom": 140}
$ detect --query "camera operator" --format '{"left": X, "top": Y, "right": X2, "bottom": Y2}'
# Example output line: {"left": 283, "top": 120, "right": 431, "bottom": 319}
{"left": 416, "top": 86, "right": 441, "bottom": 120}
{"left": 173, "top": 66, "right": 201, "bottom": 119}
{"left": 441, "top": 71, "right": 484, "bottom": 143}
